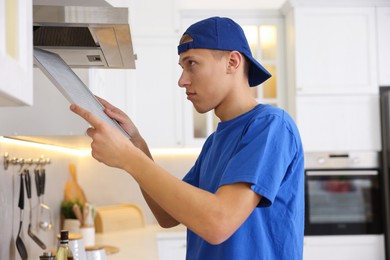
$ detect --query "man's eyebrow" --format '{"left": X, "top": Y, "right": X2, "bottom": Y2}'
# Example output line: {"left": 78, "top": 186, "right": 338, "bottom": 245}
{"left": 178, "top": 55, "right": 193, "bottom": 66}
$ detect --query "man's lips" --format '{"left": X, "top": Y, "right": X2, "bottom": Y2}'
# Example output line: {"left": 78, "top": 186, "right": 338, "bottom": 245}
{"left": 186, "top": 92, "right": 196, "bottom": 100}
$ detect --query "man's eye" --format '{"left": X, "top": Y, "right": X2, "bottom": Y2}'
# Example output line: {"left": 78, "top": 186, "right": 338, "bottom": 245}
{"left": 189, "top": 60, "right": 196, "bottom": 66}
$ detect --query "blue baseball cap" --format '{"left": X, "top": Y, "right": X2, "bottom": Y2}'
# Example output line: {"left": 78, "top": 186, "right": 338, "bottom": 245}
{"left": 178, "top": 17, "right": 272, "bottom": 87}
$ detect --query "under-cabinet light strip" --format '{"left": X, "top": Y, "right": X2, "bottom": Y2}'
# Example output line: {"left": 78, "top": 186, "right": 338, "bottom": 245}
{"left": 0, "top": 137, "right": 201, "bottom": 157}
{"left": 0, "top": 136, "right": 91, "bottom": 157}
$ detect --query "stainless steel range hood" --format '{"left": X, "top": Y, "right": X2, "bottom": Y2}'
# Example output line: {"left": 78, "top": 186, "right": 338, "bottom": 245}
{"left": 33, "top": 0, "right": 136, "bottom": 69}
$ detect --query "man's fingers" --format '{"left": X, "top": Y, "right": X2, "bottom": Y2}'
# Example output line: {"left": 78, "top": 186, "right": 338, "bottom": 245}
{"left": 70, "top": 104, "right": 100, "bottom": 127}
{"left": 95, "top": 97, "right": 124, "bottom": 122}
{"left": 86, "top": 127, "right": 96, "bottom": 137}
{"left": 96, "top": 96, "right": 113, "bottom": 110}
{"left": 95, "top": 96, "right": 106, "bottom": 104}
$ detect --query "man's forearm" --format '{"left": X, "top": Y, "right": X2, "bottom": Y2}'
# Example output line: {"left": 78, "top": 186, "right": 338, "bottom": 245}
{"left": 141, "top": 188, "right": 180, "bottom": 228}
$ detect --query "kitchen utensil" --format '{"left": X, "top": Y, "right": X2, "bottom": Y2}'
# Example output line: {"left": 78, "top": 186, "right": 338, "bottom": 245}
{"left": 83, "top": 203, "right": 95, "bottom": 227}
{"left": 64, "top": 164, "right": 87, "bottom": 205}
{"left": 16, "top": 173, "right": 28, "bottom": 260}
{"left": 73, "top": 203, "right": 84, "bottom": 226}
{"left": 34, "top": 166, "right": 53, "bottom": 231}
{"left": 83, "top": 203, "right": 90, "bottom": 225}
{"left": 25, "top": 168, "right": 47, "bottom": 249}
{"left": 39, "top": 166, "right": 53, "bottom": 231}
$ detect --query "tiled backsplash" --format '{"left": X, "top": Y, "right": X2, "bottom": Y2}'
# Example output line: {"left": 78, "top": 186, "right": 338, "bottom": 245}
{"left": 0, "top": 139, "right": 196, "bottom": 259}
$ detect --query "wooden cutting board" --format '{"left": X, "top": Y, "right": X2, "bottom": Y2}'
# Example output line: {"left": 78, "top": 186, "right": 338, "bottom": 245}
{"left": 64, "top": 164, "right": 87, "bottom": 205}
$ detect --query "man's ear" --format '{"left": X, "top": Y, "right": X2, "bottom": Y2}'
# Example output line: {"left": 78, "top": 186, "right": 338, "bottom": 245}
{"left": 226, "top": 51, "right": 243, "bottom": 74}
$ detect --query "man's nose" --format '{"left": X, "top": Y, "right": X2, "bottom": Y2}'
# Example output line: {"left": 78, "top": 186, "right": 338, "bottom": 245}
{"left": 178, "top": 71, "right": 190, "bottom": 88}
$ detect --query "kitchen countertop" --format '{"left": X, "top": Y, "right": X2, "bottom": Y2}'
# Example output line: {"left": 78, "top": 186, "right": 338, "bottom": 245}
{"left": 95, "top": 224, "right": 186, "bottom": 260}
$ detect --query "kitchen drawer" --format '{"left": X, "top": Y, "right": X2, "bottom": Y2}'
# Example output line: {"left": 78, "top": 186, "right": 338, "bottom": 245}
{"left": 157, "top": 231, "right": 186, "bottom": 260}
{"left": 303, "top": 235, "right": 385, "bottom": 260}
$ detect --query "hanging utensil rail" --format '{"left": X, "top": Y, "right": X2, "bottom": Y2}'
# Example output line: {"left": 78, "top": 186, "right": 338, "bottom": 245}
{"left": 3, "top": 152, "right": 50, "bottom": 171}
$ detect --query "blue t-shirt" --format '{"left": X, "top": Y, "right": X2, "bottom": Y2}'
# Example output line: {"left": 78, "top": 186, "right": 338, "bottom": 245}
{"left": 183, "top": 104, "right": 304, "bottom": 260}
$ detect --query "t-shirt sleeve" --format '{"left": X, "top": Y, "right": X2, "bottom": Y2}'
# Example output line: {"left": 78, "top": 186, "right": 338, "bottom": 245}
{"left": 183, "top": 164, "right": 198, "bottom": 186}
{"left": 219, "top": 112, "right": 298, "bottom": 207}
{"left": 182, "top": 134, "right": 213, "bottom": 186}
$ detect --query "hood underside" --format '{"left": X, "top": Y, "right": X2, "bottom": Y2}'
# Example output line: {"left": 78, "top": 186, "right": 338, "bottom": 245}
{"left": 33, "top": 3, "right": 136, "bottom": 69}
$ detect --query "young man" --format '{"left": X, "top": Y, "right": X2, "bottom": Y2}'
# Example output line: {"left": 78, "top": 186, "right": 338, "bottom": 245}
{"left": 71, "top": 17, "right": 304, "bottom": 260}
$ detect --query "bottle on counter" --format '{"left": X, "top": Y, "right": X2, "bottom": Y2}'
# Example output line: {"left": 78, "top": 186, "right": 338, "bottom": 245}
{"left": 55, "top": 230, "right": 74, "bottom": 260}
{"left": 39, "top": 251, "right": 55, "bottom": 260}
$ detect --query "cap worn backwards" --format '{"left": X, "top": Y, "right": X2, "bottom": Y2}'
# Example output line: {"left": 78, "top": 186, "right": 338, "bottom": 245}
{"left": 177, "top": 16, "right": 272, "bottom": 87}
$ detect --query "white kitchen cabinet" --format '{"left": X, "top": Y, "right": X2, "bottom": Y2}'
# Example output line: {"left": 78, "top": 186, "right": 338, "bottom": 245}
{"left": 303, "top": 235, "right": 385, "bottom": 260}
{"left": 289, "top": 7, "right": 378, "bottom": 95}
{"left": 0, "top": 0, "right": 33, "bottom": 106}
{"left": 377, "top": 7, "right": 390, "bottom": 86}
{"left": 157, "top": 232, "right": 187, "bottom": 260}
{"left": 127, "top": 36, "right": 183, "bottom": 147}
{"left": 296, "top": 95, "right": 381, "bottom": 152}
{"left": 284, "top": 3, "right": 383, "bottom": 152}
{"left": 88, "top": 69, "right": 136, "bottom": 125}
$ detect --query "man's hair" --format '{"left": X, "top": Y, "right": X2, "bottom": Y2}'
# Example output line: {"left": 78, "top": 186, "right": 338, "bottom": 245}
{"left": 179, "top": 34, "right": 249, "bottom": 76}
{"left": 179, "top": 33, "right": 193, "bottom": 45}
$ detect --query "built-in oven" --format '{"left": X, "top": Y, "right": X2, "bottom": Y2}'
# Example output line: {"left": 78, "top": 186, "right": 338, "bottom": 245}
{"left": 304, "top": 152, "right": 383, "bottom": 236}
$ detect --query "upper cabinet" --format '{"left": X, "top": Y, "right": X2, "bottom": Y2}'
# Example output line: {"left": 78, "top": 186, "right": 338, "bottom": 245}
{"left": 288, "top": 7, "right": 378, "bottom": 95}
{"left": 131, "top": 37, "right": 183, "bottom": 147}
{"left": 377, "top": 7, "right": 390, "bottom": 86}
{"left": 0, "top": 0, "right": 33, "bottom": 106}
{"left": 283, "top": 2, "right": 386, "bottom": 152}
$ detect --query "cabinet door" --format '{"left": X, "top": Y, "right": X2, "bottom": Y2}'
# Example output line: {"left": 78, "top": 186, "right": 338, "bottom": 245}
{"left": 377, "top": 7, "right": 390, "bottom": 86}
{"left": 304, "top": 235, "right": 385, "bottom": 260}
{"left": 130, "top": 37, "right": 183, "bottom": 147}
{"left": 0, "top": 0, "right": 33, "bottom": 106}
{"left": 295, "top": 8, "right": 377, "bottom": 95}
{"left": 157, "top": 235, "right": 187, "bottom": 260}
{"left": 296, "top": 95, "right": 380, "bottom": 152}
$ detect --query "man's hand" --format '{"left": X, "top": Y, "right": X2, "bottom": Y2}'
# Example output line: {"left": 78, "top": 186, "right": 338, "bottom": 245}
{"left": 96, "top": 96, "right": 140, "bottom": 139}
{"left": 70, "top": 104, "right": 133, "bottom": 169}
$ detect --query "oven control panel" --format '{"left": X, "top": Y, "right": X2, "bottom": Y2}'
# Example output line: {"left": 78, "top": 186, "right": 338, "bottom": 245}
{"left": 304, "top": 152, "right": 379, "bottom": 169}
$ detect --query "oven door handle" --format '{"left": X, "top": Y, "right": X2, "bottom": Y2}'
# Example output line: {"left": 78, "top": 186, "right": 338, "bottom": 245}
{"left": 306, "top": 170, "right": 378, "bottom": 176}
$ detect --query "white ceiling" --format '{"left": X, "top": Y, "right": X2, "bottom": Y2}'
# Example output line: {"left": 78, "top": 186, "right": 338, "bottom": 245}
{"left": 107, "top": 0, "right": 287, "bottom": 10}
{"left": 178, "top": 0, "right": 287, "bottom": 10}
